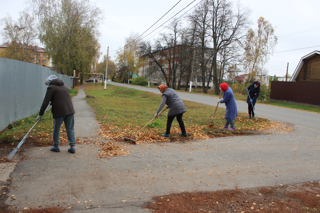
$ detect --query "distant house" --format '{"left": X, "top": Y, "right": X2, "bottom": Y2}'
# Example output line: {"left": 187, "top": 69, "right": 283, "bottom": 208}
{"left": 291, "top": 50, "right": 320, "bottom": 82}
{"left": 139, "top": 45, "right": 214, "bottom": 88}
{"left": 270, "top": 50, "right": 320, "bottom": 105}
{"left": 0, "top": 43, "right": 50, "bottom": 67}
{"left": 233, "top": 74, "right": 246, "bottom": 83}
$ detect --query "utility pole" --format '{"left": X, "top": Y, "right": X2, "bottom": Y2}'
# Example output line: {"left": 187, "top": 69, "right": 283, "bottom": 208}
{"left": 189, "top": 47, "right": 196, "bottom": 92}
{"left": 286, "top": 62, "right": 289, "bottom": 82}
{"left": 104, "top": 46, "right": 109, "bottom": 90}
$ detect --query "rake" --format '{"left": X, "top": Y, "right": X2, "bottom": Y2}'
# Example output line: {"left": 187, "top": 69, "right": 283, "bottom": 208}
{"left": 7, "top": 104, "right": 51, "bottom": 160}
{"left": 124, "top": 106, "right": 169, "bottom": 144}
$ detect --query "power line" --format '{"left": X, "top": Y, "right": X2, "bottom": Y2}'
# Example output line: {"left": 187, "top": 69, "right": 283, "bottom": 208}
{"left": 274, "top": 45, "right": 320, "bottom": 53}
{"left": 109, "top": 0, "right": 200, "bottom": 54}
{"left": 135, "top": 0, "right": 182, "bottom": 42}
{"left": 136, "top": 0, "right": 198, "bottom": 43}
{"left": 138, "top": 0, "right": 203, "bottom": 44}
{"left": 108, "top": 0, "right": 183, "bottom": 54}
{"left": 278, "top": 26, "right": 320, "bottom": 37}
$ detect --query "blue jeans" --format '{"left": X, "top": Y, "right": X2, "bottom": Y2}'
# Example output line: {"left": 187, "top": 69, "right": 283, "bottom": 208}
{"left": 53, "top": 114, "right": 75, "bottom": 147}
{"left": 224, "top": 119, "right": 235, "bottom": 128}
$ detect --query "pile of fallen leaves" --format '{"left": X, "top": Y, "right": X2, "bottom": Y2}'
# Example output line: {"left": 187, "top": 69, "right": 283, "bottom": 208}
{"left": 99, "top": 124, "right": 210, "bottom": 144}
{"left": 94, "top": 119, "right": 295, "bottom": 159}
{"left": 98, "top": 141, "right": 130, "bottom": 159}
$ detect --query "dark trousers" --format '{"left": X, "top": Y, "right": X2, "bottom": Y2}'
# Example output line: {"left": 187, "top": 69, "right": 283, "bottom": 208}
{"left": 166, "top": 113, "right": 186, "bottom": 134}
{"left": 248, "top": 104, "right": 255, "bottom": 117}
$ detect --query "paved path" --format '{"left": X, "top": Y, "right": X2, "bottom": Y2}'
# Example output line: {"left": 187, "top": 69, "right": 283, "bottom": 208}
{"left": 73, "top": 86, "right": 100, "bottom": 137}
{"left": 4, "top": 83, "right": 320, "bottom": 212}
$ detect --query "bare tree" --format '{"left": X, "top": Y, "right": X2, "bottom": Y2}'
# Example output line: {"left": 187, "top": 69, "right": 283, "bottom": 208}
{"left": 188, "top": 0, "right": 213, "bottom": 93}
{"left": 208, "top": 0, "right": 250, "bottom": 94}
{"left": 218, "top": 43, "right": 242, "bottom": 83}
{"left": 140, "top": 19, "right": 183, "bottom": 89}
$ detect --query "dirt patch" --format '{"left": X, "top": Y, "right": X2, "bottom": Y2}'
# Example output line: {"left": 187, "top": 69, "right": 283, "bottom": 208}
{"left": 0, "top": 206, "right": 65, "bottom": 213}
{"left": 145, "top": 181, "right": 320, "bottom": 213}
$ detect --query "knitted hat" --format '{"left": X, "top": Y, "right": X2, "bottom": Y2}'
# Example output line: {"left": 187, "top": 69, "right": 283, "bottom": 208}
{"left": 219, "top": 82, "right": 229, "bottom": 92}
{"left": 45, "top": 75, "right": 58, "bottom": 85}
{"left": 158, "top": 84, "right": 168, "bottom": 93}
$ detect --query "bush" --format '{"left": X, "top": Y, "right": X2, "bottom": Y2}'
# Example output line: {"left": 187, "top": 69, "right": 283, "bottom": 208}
{"left": 131, "top": 76, "right": 148, "bottom": 86}
{"left": 230, "top": 82, "right": 248, "bottom": 94}
{"left": 69, "top": 88, "right": 77, "bottom": 94}
{"left": 259, "top": 83, "right": 269, "bottom": 102}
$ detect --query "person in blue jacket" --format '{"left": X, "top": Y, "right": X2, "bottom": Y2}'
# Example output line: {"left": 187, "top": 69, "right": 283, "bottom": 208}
{"left": 246, "top": 81, "right": 260, "bottom": 119}
{"left": 218, "top": 82, "right": 238, "bottom": 130}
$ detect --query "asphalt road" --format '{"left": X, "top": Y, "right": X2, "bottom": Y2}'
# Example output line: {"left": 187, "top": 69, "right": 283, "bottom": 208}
{"left": 4, "top": 82, "right": 320, "bottom": 212}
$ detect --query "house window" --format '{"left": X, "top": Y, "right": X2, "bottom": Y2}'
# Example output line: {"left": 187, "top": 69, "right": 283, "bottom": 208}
{"left": 42, "top": 60, "right": 46, "bottom": 64}
{"left": 36, "top": 59, "right": 40, "bottom": 63}
{"left": 37, "top": 53, "right": 40, "bottom": 57}
{"left": 43, "top": 54, "right": 46, "bottom": 58}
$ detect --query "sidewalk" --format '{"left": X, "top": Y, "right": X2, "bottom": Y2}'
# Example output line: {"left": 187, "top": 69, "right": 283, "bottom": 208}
{"left": 73, "top": 86, "right": 100, "bottom": 138}
{"left": 3, "top": 84, "right": 320, "bottom": 212}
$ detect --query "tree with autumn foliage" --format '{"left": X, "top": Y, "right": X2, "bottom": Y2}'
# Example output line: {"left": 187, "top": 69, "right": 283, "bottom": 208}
{"left": 31, "top": 0, "right": 102, "bottom": 76}
{"left": 96, "top": 55, "right": 117, "bottom": 80}
{"left": 0, "top": 11, "right": 37, "bottom": 62}
{"left": 116, "top": 34, "right": 141, "bottom": 83}
{"left": 244, "top": 17, "right": 278, "bottom": 83}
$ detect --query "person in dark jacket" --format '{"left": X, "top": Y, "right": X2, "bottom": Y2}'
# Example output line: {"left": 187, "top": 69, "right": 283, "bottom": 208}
{"left": 155, "top": 84, "right": 187, "bottom": 138}
{"left": 246, "top": 81, "right": 260, "bottom": 119}
{"left": 38, "top": 75, "right": 76, "bottom": 153}
{"left": 218, "top": 82, "right": 238, "bottom": 130}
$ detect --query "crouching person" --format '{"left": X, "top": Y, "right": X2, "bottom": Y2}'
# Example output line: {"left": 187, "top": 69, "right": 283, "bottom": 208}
{"left": 218, "top": 83, "right": 238, "bottom": 130}
{"left": 38, "top": 75, "right": 76, "bottom": 153}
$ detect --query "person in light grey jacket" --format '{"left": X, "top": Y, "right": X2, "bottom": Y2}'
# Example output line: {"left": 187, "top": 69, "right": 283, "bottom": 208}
{"left": 155, "top": 84, "right": 187, "bottom": 138}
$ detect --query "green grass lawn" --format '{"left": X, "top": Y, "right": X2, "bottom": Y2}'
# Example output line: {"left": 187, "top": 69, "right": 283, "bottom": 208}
{"left": 0, "top": 88, "right": 78, "bottom": 147}
{"left": 0, "top": 84, "right": 276, "bottom": 146}
{"left": 84, "top": 84, "right": 272, "bottom": 143}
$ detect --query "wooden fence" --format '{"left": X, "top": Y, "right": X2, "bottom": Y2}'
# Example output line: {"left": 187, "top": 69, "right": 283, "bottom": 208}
{"left": 270, "top": 81, "right": 320, "bottom": 105}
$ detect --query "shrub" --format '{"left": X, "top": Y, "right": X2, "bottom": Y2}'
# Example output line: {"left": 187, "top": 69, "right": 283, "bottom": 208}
{"left": 69, "top": 88, "right": 77, "bottom": 94}
{"left": 131, "top": 76, "right": 148, "bottom": 86}
{"left": 259, "top": 83, "right": 269, "bottom": 102}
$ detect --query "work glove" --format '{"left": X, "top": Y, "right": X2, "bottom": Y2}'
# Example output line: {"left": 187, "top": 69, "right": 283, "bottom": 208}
{"left": 246, "top": 89, "right": 248, "bottom": 92}
{"left": 36, "top": 115, "right": 42, "bottom": 121}
{"left": 217, "top": 99, "right": 221, "bottom": 104}
{"left": 154, "top": 113, "right": 158, "bottom": 118}
{"left": 250, "top": 99, "right": 253, "bottom": 103}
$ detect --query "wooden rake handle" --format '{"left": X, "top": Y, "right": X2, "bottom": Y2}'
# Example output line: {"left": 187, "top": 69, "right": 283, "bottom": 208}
{"left": 132, "top": 106, "right": 169, "bottom": 137}
{"left": 212, "top": 91, "right": 223, "bottom": 120}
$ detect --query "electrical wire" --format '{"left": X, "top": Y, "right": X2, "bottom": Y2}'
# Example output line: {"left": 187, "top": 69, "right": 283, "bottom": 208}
{"left": 277, "top": 26, "right": 320, "bottom": 37}
{"left": 134, "top": 0, "right": 182, "bottom": 42}
{"left": 274, "top": 45, "right": 320, "bottom": 53}
{"left": 135, "top": 0, "right": 198, "bottom": 43}
{"left": 109, "top": 0, "right": 200, "bottom": 54}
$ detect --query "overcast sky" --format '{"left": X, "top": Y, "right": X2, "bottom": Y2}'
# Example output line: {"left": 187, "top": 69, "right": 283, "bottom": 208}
{"left": 1, "top": 0, "right": 320, "bottom": 77}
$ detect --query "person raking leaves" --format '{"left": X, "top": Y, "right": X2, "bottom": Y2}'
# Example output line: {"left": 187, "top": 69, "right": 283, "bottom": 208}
{"left": 155, "top": 84, "right": 188, "bottom": 138}
{"left": 218, "top": 82, "right": 238, "bottom": 130}
{"left": 246, "top": 81, "right": 260, "bottom": 119}
{"left": 37, "top": 75, "right": 76, "bottom": 153}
